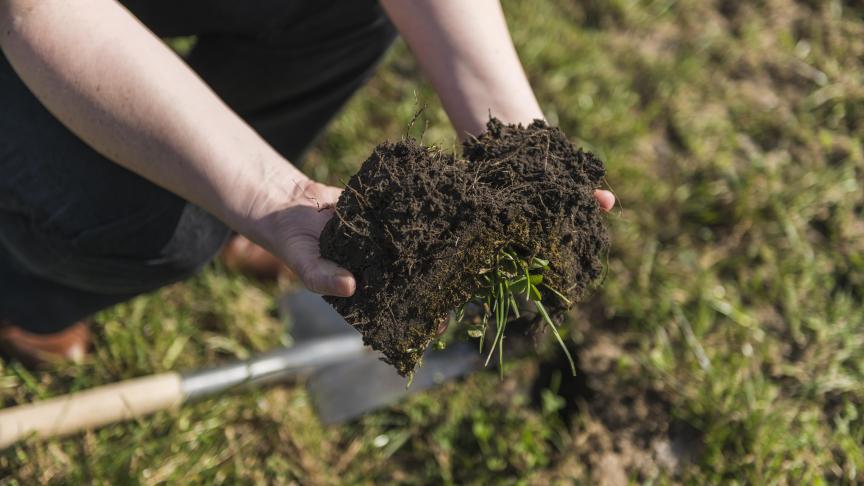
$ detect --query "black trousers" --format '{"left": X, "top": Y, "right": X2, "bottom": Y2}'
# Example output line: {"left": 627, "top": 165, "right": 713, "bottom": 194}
{"left": 0, "top": 1, "right": 396, "bottom": 333}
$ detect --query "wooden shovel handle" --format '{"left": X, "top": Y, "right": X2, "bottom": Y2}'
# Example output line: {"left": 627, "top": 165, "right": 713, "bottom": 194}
{"left": 0, "top": 372, "right": 183, "bottom": 448}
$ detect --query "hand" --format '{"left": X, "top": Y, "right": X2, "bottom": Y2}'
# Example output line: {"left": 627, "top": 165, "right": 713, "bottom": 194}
{"left": 249, "top": 179, "right": 357, "bottom": 297}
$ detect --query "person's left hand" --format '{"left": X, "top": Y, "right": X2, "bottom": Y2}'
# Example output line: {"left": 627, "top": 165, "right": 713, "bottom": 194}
{"left": 594, "top": 189, "right": 615, "bottom": 212}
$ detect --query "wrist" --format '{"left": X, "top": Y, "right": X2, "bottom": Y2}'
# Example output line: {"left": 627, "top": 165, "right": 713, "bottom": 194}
{"left": 454, "top": 97, "right": 545, "bottom": 139}
{"left": 222, "top": 156, "right": 311, "bottom": 247}
{"left": 487, "top": 102, "right": 545, "bottom": 128}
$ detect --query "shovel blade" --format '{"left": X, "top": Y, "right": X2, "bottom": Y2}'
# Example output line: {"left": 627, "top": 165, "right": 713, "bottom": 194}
{"left": 279, "top": 289, "right": 482, "bottom": 424}
{"left": 279, "top": 289, "right": 357, "bottom": 341}
{"left": 307, "top": 343, "right": 480, "bottom": 425}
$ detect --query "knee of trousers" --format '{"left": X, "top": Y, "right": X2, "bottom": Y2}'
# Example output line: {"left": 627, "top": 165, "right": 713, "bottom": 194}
{"left": 0, "top": 203, "right": 231, "bottom": 296}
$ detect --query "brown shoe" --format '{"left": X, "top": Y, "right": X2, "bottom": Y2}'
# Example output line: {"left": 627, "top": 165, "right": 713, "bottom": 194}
{"left": 0, "top": 321, "right": 90, "bottom": 368}
{"left": 220, "top": 235, "right": 297, "bottom": 282}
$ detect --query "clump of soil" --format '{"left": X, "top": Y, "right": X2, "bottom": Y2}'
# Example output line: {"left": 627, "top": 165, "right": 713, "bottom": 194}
{"left": 319, "top": 119, "right": 609, "bottom": 376}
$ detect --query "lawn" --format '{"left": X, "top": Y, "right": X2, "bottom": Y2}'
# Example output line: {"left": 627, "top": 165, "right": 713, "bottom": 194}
{"left": 2, "top": 0, "right": 862, "bottom": 484}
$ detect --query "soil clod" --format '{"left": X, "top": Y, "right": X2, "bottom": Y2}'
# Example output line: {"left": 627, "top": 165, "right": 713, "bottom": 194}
{"left": 320, "top": 119, "right": 609, "bottom": 376}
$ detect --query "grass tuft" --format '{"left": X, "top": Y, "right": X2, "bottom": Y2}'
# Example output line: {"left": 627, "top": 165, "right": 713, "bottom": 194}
{"left": 458, "top": 248, "right": 576, "bottom": 378}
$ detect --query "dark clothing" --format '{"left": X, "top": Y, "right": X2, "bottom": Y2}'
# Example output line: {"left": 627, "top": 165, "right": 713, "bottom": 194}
{"left": 0, "top": 1, "right": 396, "bottom": 332}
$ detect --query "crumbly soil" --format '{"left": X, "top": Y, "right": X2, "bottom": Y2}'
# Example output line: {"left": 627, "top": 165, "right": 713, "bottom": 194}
{"left": 527, "top": 316, "right": 703, "bottom": 483}
{"left": 319, "top": 119, "right": 609, "bottom": 376}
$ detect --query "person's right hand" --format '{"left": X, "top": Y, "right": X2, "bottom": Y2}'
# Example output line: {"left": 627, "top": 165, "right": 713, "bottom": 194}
{"left": 245, "top": 179, "right": 356, "bottom": 297}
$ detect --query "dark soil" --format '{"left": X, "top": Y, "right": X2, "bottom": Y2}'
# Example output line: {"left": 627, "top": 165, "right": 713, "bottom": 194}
{"left": 319, "top": 119, "right": 609, "bottom": 376}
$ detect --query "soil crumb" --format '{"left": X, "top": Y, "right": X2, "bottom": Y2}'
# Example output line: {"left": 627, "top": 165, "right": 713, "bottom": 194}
{"left": 320, "top": 119, "right": 609, "bottom": 376}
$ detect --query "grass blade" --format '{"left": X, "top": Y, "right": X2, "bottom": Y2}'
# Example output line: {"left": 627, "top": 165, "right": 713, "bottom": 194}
{"left": 478, "top": 311, "right": 488, "bottom": 353}
{"left": 498, "top": 280, "right": 512, "bottom": 379}
{"left": 485, "top": 282, "right": 506, "bottom": 367}
{"left": 535, "top": 301, "right": 576, "bottom": 376}
{"left": 508, "top": 293, "right": 521, "bottom": 318}
{"left": 541, "top": 283, "right": 573, "bottom": 306}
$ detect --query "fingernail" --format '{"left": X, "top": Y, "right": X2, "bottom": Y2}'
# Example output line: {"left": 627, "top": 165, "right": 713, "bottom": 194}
{"left": 330, "top": 272, "right": 356, "bottom": 297}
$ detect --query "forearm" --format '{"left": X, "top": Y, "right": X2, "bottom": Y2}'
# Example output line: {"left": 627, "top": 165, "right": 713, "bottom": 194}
{"left": 381, "top": 0, "right": 543, "bottom": 137}
{"left": 0, "top": 0, "right": 306, "bottom": 242}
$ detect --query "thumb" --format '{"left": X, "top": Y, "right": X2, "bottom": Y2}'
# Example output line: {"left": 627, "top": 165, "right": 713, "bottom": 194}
{"left": 299, "top": 258, "right": 356, "bottom": 297}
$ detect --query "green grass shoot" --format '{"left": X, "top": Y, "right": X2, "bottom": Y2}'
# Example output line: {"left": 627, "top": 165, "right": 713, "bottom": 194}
{"left": 458, "top": 248, "right": 577, "bottom": 378}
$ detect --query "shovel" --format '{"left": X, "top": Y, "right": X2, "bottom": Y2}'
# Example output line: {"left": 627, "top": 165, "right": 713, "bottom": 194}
{"left": 0, "top": 290, "right": 480, "bottom": 448}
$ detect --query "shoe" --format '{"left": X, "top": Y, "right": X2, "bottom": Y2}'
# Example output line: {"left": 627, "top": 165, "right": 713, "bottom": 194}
{"left": 0, "top": 321, "right": 90, "bottom": 367}
{"left": 220, "top": 235, "right": 297, "bottom": 282}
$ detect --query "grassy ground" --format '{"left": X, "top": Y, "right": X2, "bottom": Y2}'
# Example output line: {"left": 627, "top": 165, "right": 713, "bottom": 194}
{"left": 2, "top": 0, "right": 863, "bottom": 484}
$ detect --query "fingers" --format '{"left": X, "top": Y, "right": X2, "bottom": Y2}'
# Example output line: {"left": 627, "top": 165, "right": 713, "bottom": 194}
{"left": 299, "top": 258, "right": 356, "bottom": 297}
{"left": 594, "top": 189, "right": 615, "bottom": 212}
{"left": 302, "top": 182, "right": 343, "bottom": 209}
{"left": 272, "top": 202, "right": 355, "bottom": 296}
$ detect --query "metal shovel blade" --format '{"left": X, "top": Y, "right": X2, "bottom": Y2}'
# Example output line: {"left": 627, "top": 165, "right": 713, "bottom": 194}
{"left": 280, "top": 289, "right": 482, "bottom": 424}
{"left": 307, "top": 342, "right": 481, "bottom": 425}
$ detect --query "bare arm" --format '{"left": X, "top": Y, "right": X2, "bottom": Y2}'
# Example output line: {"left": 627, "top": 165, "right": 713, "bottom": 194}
{"left": 380, "top": 0, "right": 543, "bottom": 138}
{"left": 0, "top": 0, "right": 354, "bottom": 296}
{"left": 381, "top": 0, "right": 615, "bottom": 210}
